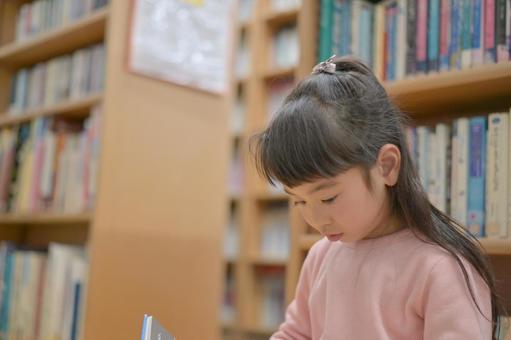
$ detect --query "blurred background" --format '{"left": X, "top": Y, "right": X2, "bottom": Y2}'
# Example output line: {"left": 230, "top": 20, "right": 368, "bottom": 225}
{"left": 0, "top": 0, "right": 511, "bottom": 339}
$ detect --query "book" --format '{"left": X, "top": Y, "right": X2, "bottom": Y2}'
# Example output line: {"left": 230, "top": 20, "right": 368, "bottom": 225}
{"left": 467, "top": 116, "right": 487, "bottom": 237}
{"left": 141, "top": 315, "right": 175, "bottom": 340}
{"left": 485, "top": 112, "right": 509, "bottom": 238}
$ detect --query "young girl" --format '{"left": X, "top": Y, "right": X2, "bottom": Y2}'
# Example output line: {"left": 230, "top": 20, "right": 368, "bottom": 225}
{"left": 250, "top": 56, "right": 504, "bottom": 340}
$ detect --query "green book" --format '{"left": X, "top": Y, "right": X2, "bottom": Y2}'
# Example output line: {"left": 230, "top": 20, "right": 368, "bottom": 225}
{"left": 318, "top": 0, "right": 334, "bottom": 61}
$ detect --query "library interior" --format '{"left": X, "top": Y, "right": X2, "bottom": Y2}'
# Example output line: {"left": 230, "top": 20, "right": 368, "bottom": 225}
{"left": 0, "top": 0, "right": 511, "bottom": 339}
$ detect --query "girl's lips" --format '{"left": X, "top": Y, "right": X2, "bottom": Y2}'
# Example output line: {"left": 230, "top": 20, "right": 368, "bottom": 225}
{"left": 326, "top": 233, "right": 344, "bottom": 242}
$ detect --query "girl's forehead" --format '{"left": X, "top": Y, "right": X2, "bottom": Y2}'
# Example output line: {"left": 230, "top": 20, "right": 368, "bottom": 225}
{"left": 284, "top": 168, "right": 361, "bottom": 196}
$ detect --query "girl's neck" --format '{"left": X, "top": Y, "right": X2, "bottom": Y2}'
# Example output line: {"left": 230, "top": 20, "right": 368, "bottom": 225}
{"left": 364, "top": 214, "right": 404, "bottom": 240}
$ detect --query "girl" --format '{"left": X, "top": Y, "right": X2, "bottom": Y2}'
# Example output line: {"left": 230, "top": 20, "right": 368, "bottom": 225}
{"left": 250, "top": 56, "right": 504, "bottom": 339}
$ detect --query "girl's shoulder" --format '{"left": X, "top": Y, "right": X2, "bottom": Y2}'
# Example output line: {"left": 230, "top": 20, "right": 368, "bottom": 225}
{"left": 393, "top": 229, "right": 476, "bottom": 276}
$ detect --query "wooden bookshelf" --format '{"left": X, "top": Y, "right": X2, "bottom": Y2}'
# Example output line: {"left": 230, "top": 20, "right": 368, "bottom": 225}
{"left": 220, "top": 1, "right": 318, "bottom": 339}
{"left": 0, "top": 93, "right": 102, "bottom": 127}
{"left": 0, "top": 1, "right": 229, "bottom": 340}
{"left": 386, "top": 61, "right": 511, "bottom": 116}
{"left": 0, "top": 7, "right": 108, "bottom": 68}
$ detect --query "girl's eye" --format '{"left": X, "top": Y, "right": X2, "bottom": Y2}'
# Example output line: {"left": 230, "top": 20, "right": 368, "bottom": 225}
{"left": 293, "top": 200, "right": 305, "bottom": 206}
{"left": 321, "top": 195, "right": 338, "bottom": 204}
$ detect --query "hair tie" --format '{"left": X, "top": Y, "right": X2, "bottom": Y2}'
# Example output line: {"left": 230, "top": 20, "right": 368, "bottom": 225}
{"left": 311, "top": 55, "right": 337, "bottom": 75}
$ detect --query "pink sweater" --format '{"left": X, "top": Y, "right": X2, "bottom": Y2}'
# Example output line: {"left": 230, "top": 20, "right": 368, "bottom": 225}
{"left": 271, "top": 228, "right": 492, "bottom": 340}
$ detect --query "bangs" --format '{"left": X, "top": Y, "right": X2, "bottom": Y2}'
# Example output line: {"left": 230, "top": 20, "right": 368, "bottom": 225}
{"left": 250, "top": 95, "right": 366, "bottom": 188}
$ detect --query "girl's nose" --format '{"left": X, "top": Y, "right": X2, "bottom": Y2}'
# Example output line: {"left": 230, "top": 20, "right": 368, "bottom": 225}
{"left": 300, "top": 205, "right": 332, "bottom": 234}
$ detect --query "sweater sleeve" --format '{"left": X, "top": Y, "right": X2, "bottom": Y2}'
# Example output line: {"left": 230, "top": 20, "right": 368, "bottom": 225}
{"left": 422, "top": 255, "right": 492, "bottom": 340}
{"left": 270, "top": 239, "right": 328, "bottom": 340}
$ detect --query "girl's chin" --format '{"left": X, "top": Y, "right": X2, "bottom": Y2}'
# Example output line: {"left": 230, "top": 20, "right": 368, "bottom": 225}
{"left": 326, "top": 233, "right": 344, "bottom": 242}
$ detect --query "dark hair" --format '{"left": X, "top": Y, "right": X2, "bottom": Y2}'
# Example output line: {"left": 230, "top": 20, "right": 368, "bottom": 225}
{"left": 249, "top": 56, "right": 504, "bottom": 339}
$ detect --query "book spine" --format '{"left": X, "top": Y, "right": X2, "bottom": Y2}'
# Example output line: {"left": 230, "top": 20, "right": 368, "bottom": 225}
{"left": 374, "top": 4, "right": 386, "bottom": 79}
{"left": 319, "top": 0, "right": 334, "bottom": 61}
{"left": 406, "top": 0, "right": 418, "bottom": 74}
{"left": 428, "top": 0, "right": 441, "bottom": 71}
{"left": 440, "top": 0, "right": 452, "bottom": 70}
{"left": 342, "top": 0, "right": 352, "bottom": 55}
{"left": 467, "top": 116, "right": 487, "bottom": 237}
{"left": 495, "top": 0, "right": 508, "bottom": 61}
{"left": 484, "top": 0, "right": 497, "bottom": 63}
{"left": 332, "top": 0, "right": 343, "bottom": 56}
{"left": 417, "top": 0, "right": 429, "bottom": 72}
{"left": 461, "top": 0, "right": 473, "bottom": 68}
{"left": 472, "top": 0, "right": 484, "bottom": 65}
{"left": 486, "top": 113, "right": 509, "bottom": 238}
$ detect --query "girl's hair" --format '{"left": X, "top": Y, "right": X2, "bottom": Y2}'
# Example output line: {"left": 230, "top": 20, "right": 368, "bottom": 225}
{"left": 249, "top": 56, "right": 504, "bottom": 339}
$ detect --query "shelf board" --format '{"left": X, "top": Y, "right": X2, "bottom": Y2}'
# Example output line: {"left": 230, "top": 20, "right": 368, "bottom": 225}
{"left": 253, "top": 191, "right": 288, "bottom": 202}
{"left": 242, "top": 324, "right": 278, "bottom": 335}
{"left": 385, "top": 61, "right": 511, "bottom": 116}
{"left": 249, "top": 256, "right": 288, "bottom": 267}
{"left": 264, "top": 8, "right": 299, "bottom": 27}
{"left": 0, "top": 8, "right": 109, "bottom": 68}
{"left": 0, "top": 94, "right": 102, "bottom": 127}
{"left": 299, "top": 233, "right": 511, "bottom": 255}
{"left": 0, "top": 212, "right": 92, "bottom": 225}
{"left": 263, "top": 66, "right": 296, "bottom": 80}
{"left": 479, "top": 239, "right": 511, "bottom": 255}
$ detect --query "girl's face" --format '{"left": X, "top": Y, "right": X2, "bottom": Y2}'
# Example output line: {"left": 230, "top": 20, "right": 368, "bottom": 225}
{"left": 283, "top": 145, "right": 402, "bottom": 243}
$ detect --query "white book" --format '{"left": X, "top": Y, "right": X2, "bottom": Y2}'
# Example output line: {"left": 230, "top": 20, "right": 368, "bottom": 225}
{"left": 455, "top": 118, "right": 470, "bottom": 226}
{"left": 40, "top": 127, "right": 56, "bottom": 200}
{"left": 417, "top": 126, "right": 430, "bottom": 192}
{"left": 60, "top": 252, "right": 87, "bottom": 340}
{"left": 39, "top": 243, "right": 84, "bottom": 340}
{"left": 486, "top": 112, "right": 509, "bottom": 238}
{"left": 434, "top": 124, "right": 450, "bottom": 213}
{"left": 427, "top": 130, "right": 438, "bottom": 207}
{"left": 70, "top": 49, "right": 84, "bottom": 99}
{"left": 351, "top": 0, "right": 361, "bottom": 57}
{"left": 450, "top": 120, "right": 459, "bottom": 218}
{"left": 396, "top": 0, "right": 407, "bottom": 80}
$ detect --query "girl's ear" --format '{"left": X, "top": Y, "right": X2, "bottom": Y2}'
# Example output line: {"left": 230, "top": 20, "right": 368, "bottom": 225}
{"left": 376, "top": 144, "right": 401, "bottom": 186}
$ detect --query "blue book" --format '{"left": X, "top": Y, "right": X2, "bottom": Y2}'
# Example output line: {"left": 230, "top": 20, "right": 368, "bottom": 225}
{"left": 0, "top": 246, "right": 14, "bottom": 337}
{"left": 428, "top": 0, "right": 441, "bottom": 71}
{"left": 359, "top": 3, "right": 374, "bottom": 68}
{"left": 70, "top": 282, "right": 82, "bottom": 340}
{"left": 472, "top": 0, "right": 483, "bottom": 63}
{"left": 332, "top": 0, "right": 343, "bottom": 56}
{"left": 467, "top": 116, "right": 487, "bottom": 237}
{"left": 461, "top": 0, "right": 473, "bottom": 67}
{"left": 391, "top": 4, "right": 398, "bottom": 80}
{"left": 341, "top": 0, "right": 352, "bottom": 56}
{"left": 141, "top": 315, "right": 175, "bottom": 340}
